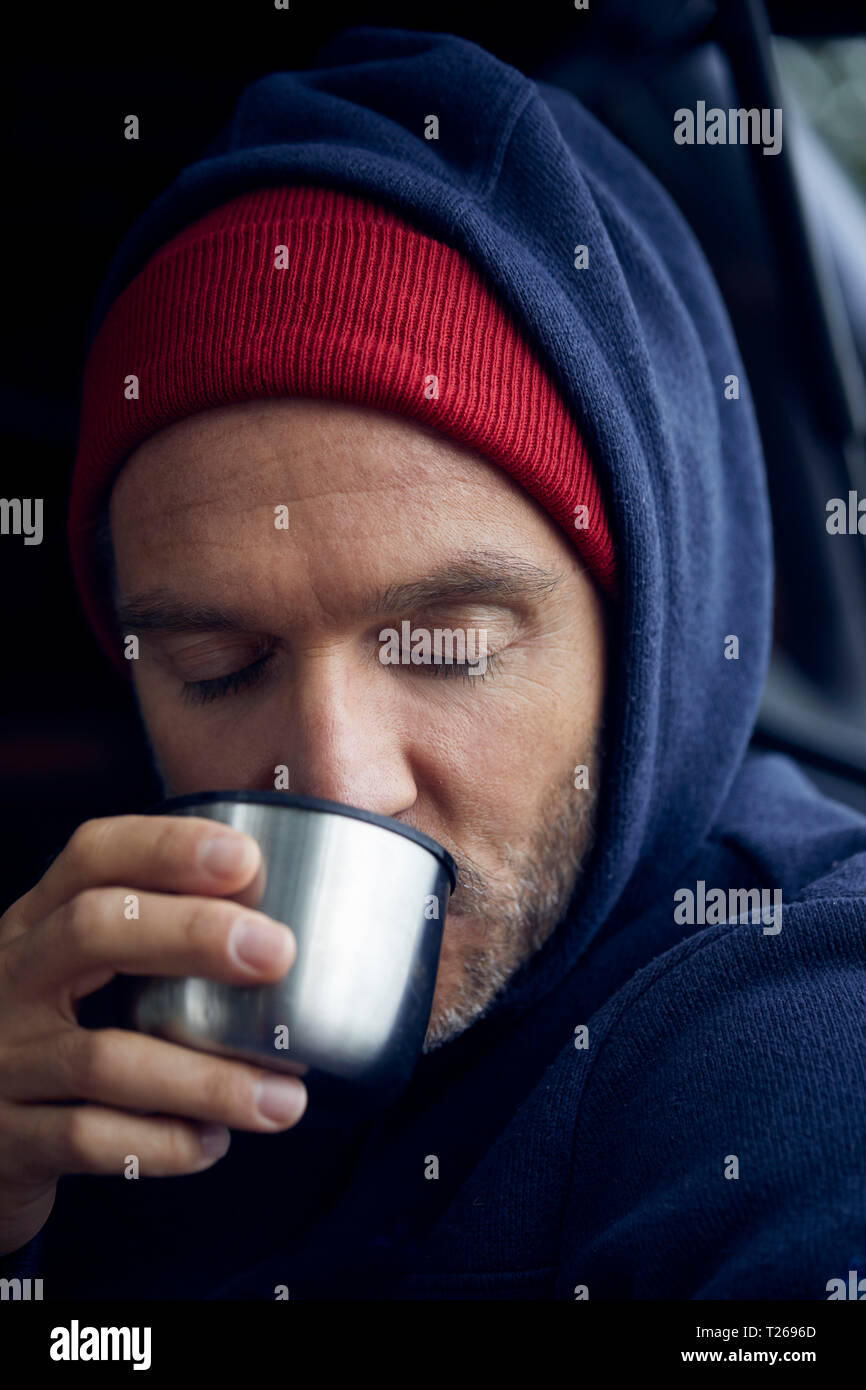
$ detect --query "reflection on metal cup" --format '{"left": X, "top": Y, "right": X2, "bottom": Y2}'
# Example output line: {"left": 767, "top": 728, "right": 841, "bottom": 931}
{"left": 118, "top": 791, "right": 456, "bottom": 1094}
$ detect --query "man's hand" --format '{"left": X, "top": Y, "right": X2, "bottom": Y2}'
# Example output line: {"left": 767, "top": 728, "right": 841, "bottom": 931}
{"left": 0, "top": 814, "right": 305, "bottom": 1256}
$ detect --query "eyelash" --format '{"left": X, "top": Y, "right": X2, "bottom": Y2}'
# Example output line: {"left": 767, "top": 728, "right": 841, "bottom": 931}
{"left": 421, "top": 650, "right": 501, "bottom": 683}
{"left": 181, "top": 652, "right": 275, "bottom": 707}
{"left": 181, "top": 648, "right": 501, "bottom": 705}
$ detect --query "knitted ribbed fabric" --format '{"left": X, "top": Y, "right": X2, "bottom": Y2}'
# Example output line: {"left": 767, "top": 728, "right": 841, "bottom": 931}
{"left": 69, "top": 184, "right": 615, "bottom": 670}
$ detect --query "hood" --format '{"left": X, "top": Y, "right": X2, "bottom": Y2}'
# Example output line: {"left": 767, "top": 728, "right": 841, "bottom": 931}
{"left": 80, "top": 25, "right": 773, "bottom": 1021}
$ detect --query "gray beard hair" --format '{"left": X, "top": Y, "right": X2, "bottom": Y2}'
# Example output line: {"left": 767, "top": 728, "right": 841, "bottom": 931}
{"left": 422, "top": 734, "right": 602, "bottom": 1052}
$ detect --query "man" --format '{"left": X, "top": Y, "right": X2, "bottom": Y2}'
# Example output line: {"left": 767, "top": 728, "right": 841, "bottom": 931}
{"left": 1, "top": 26, "right": 865, "bottom": 1299}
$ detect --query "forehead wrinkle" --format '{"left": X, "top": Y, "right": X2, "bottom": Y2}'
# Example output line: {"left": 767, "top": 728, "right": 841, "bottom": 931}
{"left": 116, "top": 471, "right": 415, "bottom": 527}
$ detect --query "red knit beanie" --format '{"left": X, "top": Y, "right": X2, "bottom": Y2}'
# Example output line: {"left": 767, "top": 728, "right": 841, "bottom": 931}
{"left": 70, "top": 184, "right": 615, "bottom": 672}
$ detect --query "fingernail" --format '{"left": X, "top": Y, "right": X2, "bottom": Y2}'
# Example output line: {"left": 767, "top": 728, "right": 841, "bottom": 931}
{"left": 201, "top": 828, "right": 258, "bottom": 872}
{"left": 229, "top": 914, "right": 293, "bottom": 971}
{"left": 199, "top": 1123, "right": 231, "bottom": 1158}
{"left": 255, "top": 1078, "right": 307, "bottom": 1124}
{"left": 200, "top": 833, "right": 259, "bottom": 879}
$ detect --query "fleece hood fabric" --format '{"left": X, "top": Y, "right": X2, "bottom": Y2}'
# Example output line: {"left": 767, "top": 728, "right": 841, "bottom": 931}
{"left": 5, "top": 26, "right": 866, "bottom": 1300}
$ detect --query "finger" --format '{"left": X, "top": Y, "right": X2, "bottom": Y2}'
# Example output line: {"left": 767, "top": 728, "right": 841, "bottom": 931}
{"left": 3, "top": 890, "right": 295, "bottom": 1001}
{"left": 0, "top": 1099, "right": 233, "bottom": 1182}
{"left": 21, "top": 815, "right": 262, "bottom": 926}
{"left": 1, "top": 1029, "right": 308, "bottom": 1132}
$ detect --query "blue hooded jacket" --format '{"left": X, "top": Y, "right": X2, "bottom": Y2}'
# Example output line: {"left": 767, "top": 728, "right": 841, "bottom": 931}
{"left": 4, "top": 25, "right": 866, "bottom": 1300}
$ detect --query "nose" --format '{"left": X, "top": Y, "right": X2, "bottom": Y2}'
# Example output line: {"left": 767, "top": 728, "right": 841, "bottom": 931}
{"left": 273, "top": 645, "right": 418, "bottom": 819}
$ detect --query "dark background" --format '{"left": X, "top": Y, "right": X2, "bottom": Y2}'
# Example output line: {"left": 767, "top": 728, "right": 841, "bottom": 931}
{"left": 3, "top": 0, "right": 866, "bottom": 910}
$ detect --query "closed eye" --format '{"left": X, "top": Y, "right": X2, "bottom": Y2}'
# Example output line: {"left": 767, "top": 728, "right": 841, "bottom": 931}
{"left": 418, "top": 651, "right": 500, "bottom": 683}
{"left": 180, "top": 651, "right": 276, "bottom": 706}
{"left": 179, "top": 646, "right": 501, "bottom": 706}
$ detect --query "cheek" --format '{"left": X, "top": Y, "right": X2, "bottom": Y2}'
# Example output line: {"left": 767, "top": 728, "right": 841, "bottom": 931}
{"left": 132, "top": 678, "right": 264, "bottom": 792}
{"left": 407, "top": 678, "right": 585, "bottom": 831}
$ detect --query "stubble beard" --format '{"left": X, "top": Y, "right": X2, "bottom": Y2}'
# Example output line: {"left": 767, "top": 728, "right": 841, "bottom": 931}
{"left": 422, "top": 734, "right": 602, "bottom": 1052}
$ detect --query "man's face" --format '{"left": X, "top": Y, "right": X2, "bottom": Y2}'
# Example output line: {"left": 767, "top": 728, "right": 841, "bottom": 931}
{"left": 110, "top": 398, "right": 606, "bottom": 1049}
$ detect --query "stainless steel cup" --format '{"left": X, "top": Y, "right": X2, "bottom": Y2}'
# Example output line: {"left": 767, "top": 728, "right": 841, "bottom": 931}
{"left": 119, "top": 792, "right": 457, "bottom": 1092}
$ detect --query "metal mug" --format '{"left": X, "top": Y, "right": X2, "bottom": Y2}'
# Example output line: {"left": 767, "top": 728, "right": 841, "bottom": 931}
{"left": 116, "top": 791, "right": 457, "bottom": 1094}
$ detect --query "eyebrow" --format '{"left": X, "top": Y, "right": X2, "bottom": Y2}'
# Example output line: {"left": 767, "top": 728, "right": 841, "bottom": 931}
{"left": 115, "top": 551, "right": 562, "bottom": 633}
